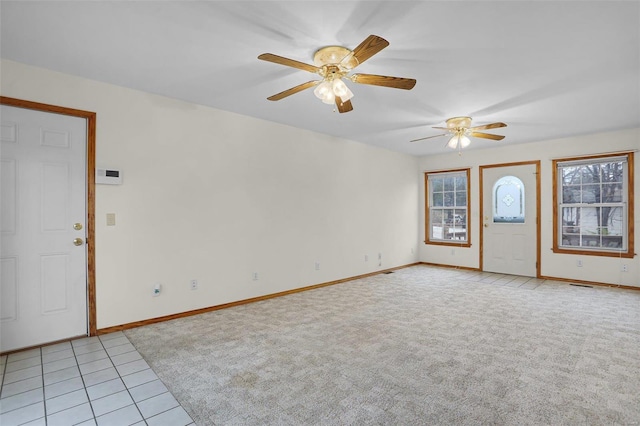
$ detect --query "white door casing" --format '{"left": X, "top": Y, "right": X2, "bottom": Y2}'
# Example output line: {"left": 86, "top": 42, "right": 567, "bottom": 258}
{"left": 481, "top": 163, "right": 539, "bottom": 277}
{"left": 1, "top": 105, "right": 88, "bottom": 352}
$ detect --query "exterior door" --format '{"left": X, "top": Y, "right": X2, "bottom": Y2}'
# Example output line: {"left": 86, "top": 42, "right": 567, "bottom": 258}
{"left": 1, "top": 104, "right": 88, "bottom": 352}
{"left": 481, "top": 162, "right": 539, "bottom": 277}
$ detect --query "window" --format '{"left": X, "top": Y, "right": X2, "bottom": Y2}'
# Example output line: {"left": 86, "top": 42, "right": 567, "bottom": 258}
{"left": 553, "top": 152, "right": 634, "bottom": 258}
{"left": 493, "top": 175, "right": 525, "bottom": 223}
{"left": 425, "top": 169, "right": 470, "bottom": 246}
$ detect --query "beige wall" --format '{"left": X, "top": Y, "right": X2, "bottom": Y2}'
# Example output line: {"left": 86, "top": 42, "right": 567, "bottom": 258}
{"left": 2, "top": 59, "right": 637, "bottom": 332}
{"left": 1, "top": 60, "right": 420, "bottom": 329}
{"left": 418, "top": 128, "right": 640, "bottom": 287}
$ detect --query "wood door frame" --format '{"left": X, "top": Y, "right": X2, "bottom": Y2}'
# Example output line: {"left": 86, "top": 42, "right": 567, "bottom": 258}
{"left": 479, "top": 160, "right": 541, "bottom": 278}
{"left": 1, "top": 96, "right": 97, "bottom": 337}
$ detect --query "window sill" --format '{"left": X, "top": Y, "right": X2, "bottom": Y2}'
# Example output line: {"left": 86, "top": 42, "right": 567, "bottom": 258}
{"left": 552, "top": 247, "right": 635, "bottom": 259}
{"left": 425, "top": 240, "right": 472, "bottom": 248}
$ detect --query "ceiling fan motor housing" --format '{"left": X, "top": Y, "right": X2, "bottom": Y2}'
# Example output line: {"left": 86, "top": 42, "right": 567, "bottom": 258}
{"left": 446, "top": 116, "right": 472, "bottom": 129}
{"left": 313, "top": 46, "right": 358, "bottom": 69}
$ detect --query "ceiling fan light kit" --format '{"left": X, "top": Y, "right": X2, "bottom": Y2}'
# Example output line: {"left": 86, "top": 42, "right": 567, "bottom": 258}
{"left": 258, "top": 35, "right": 416, "bottom": 114}
{"left": 258, "top": 36, "right": 506, "bottom": 152}
{"left": 411, "top": 116, "right": 508, "bottom": 153}
{"left": 312, "top": 46, "right": 357, "bottom": 104}
{"left": 447, "top": 134, "right": 471, "bottom": 150}
{"left": 313, "top": 78, "right": 354, "bottom": 105}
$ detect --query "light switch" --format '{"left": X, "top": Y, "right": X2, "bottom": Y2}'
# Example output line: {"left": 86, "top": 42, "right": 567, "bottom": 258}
{"left": 106, "top": 213, "right": 116, "bottom": 226}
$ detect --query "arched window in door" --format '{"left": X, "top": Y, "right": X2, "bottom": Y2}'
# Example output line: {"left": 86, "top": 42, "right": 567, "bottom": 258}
{"left": 493, "top": 175, "right": 525, "bottom": 223}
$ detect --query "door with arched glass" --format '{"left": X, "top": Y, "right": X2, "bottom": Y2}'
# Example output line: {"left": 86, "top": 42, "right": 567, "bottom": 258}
{"left": 481, "top": 163, "right": 539, "bottom": 277}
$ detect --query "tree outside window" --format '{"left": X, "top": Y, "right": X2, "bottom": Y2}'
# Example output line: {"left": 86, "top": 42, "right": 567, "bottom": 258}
{"left": 553, "top": 153, "right": 634, "bottom": 258}
{"left": 425, "top": 169, "right": 471, "bottom": 246}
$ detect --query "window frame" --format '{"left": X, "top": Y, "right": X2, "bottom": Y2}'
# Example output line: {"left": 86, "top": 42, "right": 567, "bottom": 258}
{"left": 424, "top": 168, "right": 471, "bottom": 247}
{"left": 552, "top": 152, "right": 634, "bottom": 258}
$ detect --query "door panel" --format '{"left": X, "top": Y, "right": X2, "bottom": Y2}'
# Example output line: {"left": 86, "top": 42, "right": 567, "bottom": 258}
{"left": 482, "top": 163, "right": 538, "bottom": 277}
{"left": 1, "top": 159, "right": 17, "bottom": 233}
{"left": 1, "top": 257, "right": 18, "bottom": 321}
{"left": 1, "top": 105, "right": 88, "bottom": 352}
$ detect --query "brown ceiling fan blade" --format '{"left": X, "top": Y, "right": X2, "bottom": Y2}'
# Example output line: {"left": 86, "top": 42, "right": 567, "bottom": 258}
{"left": 267, "top": 81, "right": 320, "bottom": 101}
{"left": 469, "top": 122, "right": 507, "bottom": 131}
{"left": 469, "top": 131, "right": 505, "bottom": 140}
{"left": 343, "top": 35, "right": 389, "bottom": 67}
{"left": 335, "top": 96, "right": 354, "bottom": 113}
{"left": 351, "top": 74, "right": 416, "bottom": 90}
{"left": 258, "top": 53, "right": 320, "bottom": 74}
{"left": 410, "top": 134, "right": 447, "bottom": 142}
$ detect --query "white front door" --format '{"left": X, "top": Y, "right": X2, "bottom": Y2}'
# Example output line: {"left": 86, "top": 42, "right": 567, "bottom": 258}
{"left": 481, "top": 163, "right": 538, "bottom": 277}
{"left": 1, "top": 105, "right": 88, "bottom": 352}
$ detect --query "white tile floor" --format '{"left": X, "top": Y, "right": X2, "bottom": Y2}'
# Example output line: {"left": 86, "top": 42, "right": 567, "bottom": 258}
{"left": 0, "top": 331, "right": 194, "bottom": 426}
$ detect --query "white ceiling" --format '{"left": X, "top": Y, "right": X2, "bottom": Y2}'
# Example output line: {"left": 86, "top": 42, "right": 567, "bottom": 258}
{"left": 1, "top": 1, "right": 639, "bottom": 156}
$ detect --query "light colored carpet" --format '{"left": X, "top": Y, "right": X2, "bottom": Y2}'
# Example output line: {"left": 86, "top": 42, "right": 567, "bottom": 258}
{"left": 125, "top": 265, "right": 640, "bottom": 425}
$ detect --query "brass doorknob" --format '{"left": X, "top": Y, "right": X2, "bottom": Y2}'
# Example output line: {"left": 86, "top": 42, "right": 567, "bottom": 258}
{"left": 484, "top": 224, "right": 488, "bottom": 227}
{"left": 74, "top": 223, "right": 83, "bottom": 231}
{"left": 73, "top": 238, "right": 84, "bottom": 246}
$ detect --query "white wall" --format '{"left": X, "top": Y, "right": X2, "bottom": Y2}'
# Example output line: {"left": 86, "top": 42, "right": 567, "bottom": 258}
{"left": 1, "top": 60, "right": 420, "bottom": 329}
{"left": 418, "top": 128, "right": 640, "bottom": 287}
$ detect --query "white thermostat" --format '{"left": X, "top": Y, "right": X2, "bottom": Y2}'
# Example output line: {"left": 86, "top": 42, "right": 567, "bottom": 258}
{"left": 96, "top": 168, "right": 122, "bottom": 185}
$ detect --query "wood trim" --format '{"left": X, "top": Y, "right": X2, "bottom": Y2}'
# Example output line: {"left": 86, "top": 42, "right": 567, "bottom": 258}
{"left": 552, "top": 152, "right": 634, "bottom": 163}
{"left": 479, "top": 160, "right": 541, "bottom": 169}
{"left": 479, "top": 160, "right": 542, "bottom": 277}
{"left": 552, "top": 151, "right": 635, "bottom": 259}
{"left": 424, "top": 172, "right": 429, "bottom": 244}
{"left": 419, "top": 262, "right": 481, "bottom": 272}
{"left": 539, "top": 275, "right": 640, "bottom": 291}
{"left": 424, "top": 172, "right": 430, "bottom": 244}
{"left": 97, "top": 263, "right": 421, "bottom": 334}
{"left": 550, "top": 248, "right": 636, "bottom": 259}
{"left": 420, "top": 262, "right": 639, "bottom": 291}
{"left": 535, "top": 161, "right": 541, "bottom": 277}
{"left": 629, "top": 152, "right": 635, "bottom": 257}
{"left": 0, "top": 96, "right": 95, "bottom": 120}
{"left": 468, "top": 167, "right": 473, "bottom": 251}
{"left": 421, "top": 263, "right": 639, "bottom": 291}
{"left": 553, "top": 158, "right": 558, "bottom": 256}
{"left": 6, "top": 264, "right": 636, "bottom": 355}
{"left": 86, "top": 111, "right": 97, "bottom": 336}
{"left": 479, "top": 166, "right": 485, "bottom": 271}
{"left": 0, "top": 96, "right": 98, "bottom": 337}
{"left": 424, "top": 241, "right": 472, "bottom": 248}
{"left": 424, "top": 168, "right": 471, "bottom": 247}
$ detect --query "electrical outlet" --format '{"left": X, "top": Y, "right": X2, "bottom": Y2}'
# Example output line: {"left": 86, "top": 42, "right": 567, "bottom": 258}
{"left": 190, "top": 279, "right": 198, "bottom": 290}
{"left": 252, "top": 272, "right": 258, "bottom": 281}
{"left": 378, "top": 253, "right": 382, "bottom": 260}
{"left": 315, "top": 262, "right": 320, "bottom": 270}
{"left": 621, "top": 264, "right": 628, "bottom": 272}
{"left": 451, "top": 249, "right": 455, "bottom": 255}
{"left": 153, "top": 283, "right": 161, "bottom": 297}
{"left": 365, "top": 255, "right": 368, "bottom": 262}
{"left": 411, "top": 248, "right": 414, "bottom": 254}
{"left": 576, "top": 259, "right": 583, "bottom": 267}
